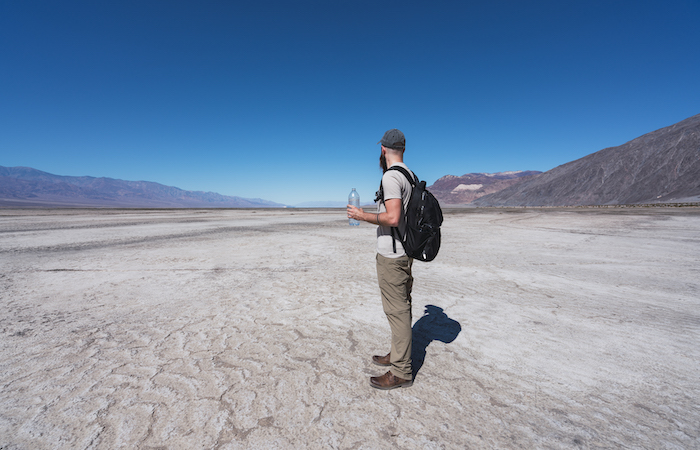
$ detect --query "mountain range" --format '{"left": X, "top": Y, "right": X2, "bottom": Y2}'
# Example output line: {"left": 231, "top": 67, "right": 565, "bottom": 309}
{"left": 2, "top": 113, "right": 698, "bottom": 208}
{"left": 428, "top": 171, "right": 542, "bottom": 205}
{"left": 472, "top": 113, "right": 700, "bottom": 206}
{"left": 0, "top": 166, "right": 284, "bottom": 208}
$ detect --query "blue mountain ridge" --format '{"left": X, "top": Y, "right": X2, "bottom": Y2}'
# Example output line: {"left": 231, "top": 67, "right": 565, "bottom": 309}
{"left": 0, "top": 166, "right": 285, "bottom": 208}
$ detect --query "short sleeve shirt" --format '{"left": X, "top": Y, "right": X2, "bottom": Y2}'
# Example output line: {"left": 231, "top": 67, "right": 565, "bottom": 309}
{"left": 376, "top": 162, "right": 414, "bottom": 258}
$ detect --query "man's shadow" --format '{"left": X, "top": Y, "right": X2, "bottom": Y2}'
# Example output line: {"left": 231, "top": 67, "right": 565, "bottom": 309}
{"left": 412, "top": 305, "right": 461, "bottom": 379}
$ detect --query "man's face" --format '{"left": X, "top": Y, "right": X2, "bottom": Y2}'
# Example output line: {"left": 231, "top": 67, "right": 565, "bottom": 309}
{"left": 379, "top": 146, "right": 388, "bottom": 173}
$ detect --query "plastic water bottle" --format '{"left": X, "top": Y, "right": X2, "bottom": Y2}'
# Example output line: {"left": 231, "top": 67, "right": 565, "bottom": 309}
{"left": 348, "top": 188, "right": 360, "bottom": 226}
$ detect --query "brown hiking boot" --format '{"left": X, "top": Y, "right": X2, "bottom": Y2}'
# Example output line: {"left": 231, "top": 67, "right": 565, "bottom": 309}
{"left": 371, "top": 352, "right": 391, "bottom": 366}
{"left": 369, "top": 370, "right": 413, "bottom": 390}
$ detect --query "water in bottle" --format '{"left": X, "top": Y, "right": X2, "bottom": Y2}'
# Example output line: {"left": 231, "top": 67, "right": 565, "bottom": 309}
{"left": 348, "top": 188, "right": 360, "bottom": 226}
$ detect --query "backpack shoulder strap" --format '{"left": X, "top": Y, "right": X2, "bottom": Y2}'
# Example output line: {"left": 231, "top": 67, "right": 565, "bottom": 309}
{"left": 383, "top": 165, "right": 418, "bottom": 254}
{"left": 386, "top": 165, "right": 418, "bottom": 186}
{"left": 375, "top": 166, "right": 418, "bottom": 202}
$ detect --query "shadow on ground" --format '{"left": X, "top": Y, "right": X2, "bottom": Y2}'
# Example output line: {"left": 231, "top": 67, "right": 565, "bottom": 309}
{"left": 412, "top": 305, "right": 462, "bottom": 379}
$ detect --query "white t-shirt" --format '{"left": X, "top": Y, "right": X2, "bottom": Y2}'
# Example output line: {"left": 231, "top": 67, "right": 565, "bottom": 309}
{"left": 376, "top": 163, "right": 414, "bottom": 258}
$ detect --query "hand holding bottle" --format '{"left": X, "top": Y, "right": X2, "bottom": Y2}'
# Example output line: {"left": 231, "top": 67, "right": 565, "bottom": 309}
{"left": 348, "top": 188, "right": 360, "bottom": 226}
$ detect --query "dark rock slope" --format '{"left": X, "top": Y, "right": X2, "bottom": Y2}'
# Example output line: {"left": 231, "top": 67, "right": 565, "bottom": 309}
{"left": 474, "top": 113, "right": 700, "bottom": 206}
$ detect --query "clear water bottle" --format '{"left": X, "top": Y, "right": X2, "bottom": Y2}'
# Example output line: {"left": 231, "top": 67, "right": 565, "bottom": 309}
{"left": 348, "top": 188, "right": 360, "bottom": 226}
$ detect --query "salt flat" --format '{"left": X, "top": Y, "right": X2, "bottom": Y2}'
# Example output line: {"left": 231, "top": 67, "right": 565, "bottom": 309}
{"left": 1, "top": 207, "right": 699, "bottom": 449}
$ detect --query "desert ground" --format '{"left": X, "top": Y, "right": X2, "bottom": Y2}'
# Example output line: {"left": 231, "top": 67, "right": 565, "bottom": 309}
{"left": 0, "top": 207, "right": 698, "bottom": 449}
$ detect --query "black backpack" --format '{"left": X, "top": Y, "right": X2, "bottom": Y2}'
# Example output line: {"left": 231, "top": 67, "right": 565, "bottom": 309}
{"left": 375, "top": 166, "right": 443, "bottom": 262}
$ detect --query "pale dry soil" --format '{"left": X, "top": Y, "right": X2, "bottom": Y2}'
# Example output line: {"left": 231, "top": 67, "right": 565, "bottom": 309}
{"left": 0, "top": 208, "right": 699, "bottom": 449}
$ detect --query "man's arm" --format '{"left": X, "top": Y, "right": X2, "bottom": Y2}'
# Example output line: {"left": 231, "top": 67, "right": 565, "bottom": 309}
{"left": 347, "top": 198, "right": 401, "bottom": 227}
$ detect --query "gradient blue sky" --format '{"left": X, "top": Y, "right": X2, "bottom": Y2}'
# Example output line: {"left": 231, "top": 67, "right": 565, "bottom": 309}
{"left": 2, "top": 1, "right": 699, "bottom": 205}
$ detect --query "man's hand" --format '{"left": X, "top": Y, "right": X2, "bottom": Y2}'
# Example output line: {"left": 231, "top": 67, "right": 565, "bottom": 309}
{"left": 347, "top": 205, "right": 364, "bottom": 221}
{"left": 347, "top": 199, "right": 400, "bottom": 226}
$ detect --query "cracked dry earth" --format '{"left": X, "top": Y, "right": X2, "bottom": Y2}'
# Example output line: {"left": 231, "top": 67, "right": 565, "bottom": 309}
{"left": 1, "top": 208, "right": 699, "bottom": 449}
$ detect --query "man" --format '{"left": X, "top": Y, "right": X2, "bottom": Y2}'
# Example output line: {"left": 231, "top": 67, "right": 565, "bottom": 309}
{"left": 347, "top": 128, "right": 415, "bottom": 390}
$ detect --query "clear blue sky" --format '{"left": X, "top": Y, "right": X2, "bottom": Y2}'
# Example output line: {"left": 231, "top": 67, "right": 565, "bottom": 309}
{"left": 2, "top": 0, "right": 699, "bottom": 205}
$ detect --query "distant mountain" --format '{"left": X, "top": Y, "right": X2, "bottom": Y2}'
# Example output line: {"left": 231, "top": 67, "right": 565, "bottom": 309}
{"left": 429, "top": 171, "right": 542, "bottom": 205}
{"left": 474, "top": 113, "right": 700, "bottom": 206}
{"left": 0, "top": 166, "right": 285, "bottom": 208}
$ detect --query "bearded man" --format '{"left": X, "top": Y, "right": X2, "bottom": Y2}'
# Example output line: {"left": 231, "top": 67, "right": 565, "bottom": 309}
{"left": 347, "top": 128, "right": 415, "bottom": 389}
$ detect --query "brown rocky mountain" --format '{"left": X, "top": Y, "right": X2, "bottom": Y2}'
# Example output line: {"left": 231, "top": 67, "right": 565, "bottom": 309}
{"left": 473, "top": 113, "right": 700, "bottom": 207}
{"left": 0, "top": 166, "right": 284, "bottom": 208}
{"left": 428, "top": 171, "right": 542, "bottom": 205}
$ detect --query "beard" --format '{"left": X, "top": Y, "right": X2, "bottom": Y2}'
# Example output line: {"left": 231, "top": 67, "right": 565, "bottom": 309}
{"left": 379, "top": 153, "right": 388, "bottom": 173}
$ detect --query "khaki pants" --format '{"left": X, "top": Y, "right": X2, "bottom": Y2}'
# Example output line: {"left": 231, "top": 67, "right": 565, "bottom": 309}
{"left": 376, "top": 253, "right": 414, "bottom": 380}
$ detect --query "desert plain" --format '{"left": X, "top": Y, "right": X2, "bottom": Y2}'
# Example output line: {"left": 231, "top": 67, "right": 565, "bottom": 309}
{"left": 0, "top": 207, "right": 698, "bottom": 449}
